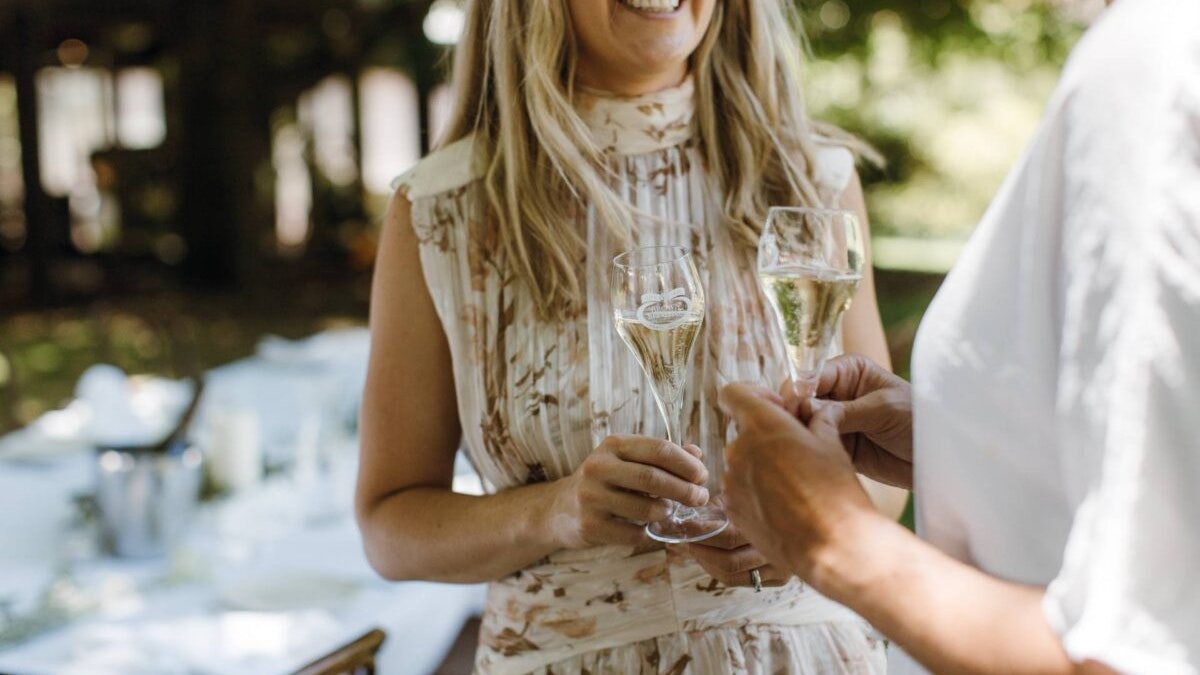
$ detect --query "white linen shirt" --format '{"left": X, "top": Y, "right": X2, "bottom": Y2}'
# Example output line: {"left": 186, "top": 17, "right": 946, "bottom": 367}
{"left": 891, "top": 0, "right": 1200, "bottom": 673}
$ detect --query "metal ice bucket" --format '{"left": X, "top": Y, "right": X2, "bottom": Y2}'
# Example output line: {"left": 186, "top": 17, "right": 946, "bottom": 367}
{"left": 94, "top": 444, "right": 204, "bottom": 558}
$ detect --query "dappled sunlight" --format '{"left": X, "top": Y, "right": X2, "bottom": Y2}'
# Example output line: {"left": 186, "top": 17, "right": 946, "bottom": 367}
{"left": 802, "top": 1, "right": 1090, "bottom": 267}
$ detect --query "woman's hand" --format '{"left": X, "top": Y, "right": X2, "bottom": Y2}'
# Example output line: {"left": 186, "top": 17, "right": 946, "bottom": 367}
{"left": 683, "top": 510, "right": 793, "bottom": 589}
{"left": 718, "top": 383, "right": 879, "bottom": 585}
{"left": 720, "top": 382, "right": 1124, "bottom": 675}
{"left": 809, "top": 355, "right": 915, "bottom": 490}
{"left": 549, "top": 435, "right": 711, "bottom": 550}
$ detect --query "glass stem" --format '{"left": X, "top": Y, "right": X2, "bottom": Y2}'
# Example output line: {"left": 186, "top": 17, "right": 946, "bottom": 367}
{"left": 659, "top": 395, "right": 692, "bottom": 520}
{"left": 660, "top": 396, "right": 684, "bottom": 446}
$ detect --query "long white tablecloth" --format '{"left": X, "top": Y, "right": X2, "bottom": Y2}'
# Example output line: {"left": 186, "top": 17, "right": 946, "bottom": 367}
{"left": 0, "top": 447, "right": 486, "bottom": 675}
{"left": 0, "top": 334, "right": 487, "bottom": 675}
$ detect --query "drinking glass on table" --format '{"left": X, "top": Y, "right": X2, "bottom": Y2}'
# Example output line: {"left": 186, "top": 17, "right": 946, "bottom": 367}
{"left": 611, "top": 245, "right": 728, "bottom": 544}
{"left": 757, "top": 207, "right": 865, "bottom": 399}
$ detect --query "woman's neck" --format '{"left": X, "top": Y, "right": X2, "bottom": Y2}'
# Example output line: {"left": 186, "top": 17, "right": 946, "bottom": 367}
{"left": 573, "top": 60, "right": 687, "bottom": 97}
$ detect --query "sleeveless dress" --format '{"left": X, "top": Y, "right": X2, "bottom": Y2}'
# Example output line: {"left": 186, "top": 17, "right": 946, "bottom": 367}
{"left": 395, "top": 78, "right": 885, "bottom": 675}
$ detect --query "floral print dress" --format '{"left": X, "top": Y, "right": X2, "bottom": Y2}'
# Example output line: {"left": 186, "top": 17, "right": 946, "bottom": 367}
{"left": 395, "top": 78, "right": 885, "bottom": 675}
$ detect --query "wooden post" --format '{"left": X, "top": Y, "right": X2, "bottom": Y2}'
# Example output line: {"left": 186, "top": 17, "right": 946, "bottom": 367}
{"left": 410, "top": 36, "right": 440, "bottom": 156}
{"left": 176, "top": 0, "right": 272, "bottom": 289}
{"left": 12, "top": 6, "right": 52, "bottom": 305}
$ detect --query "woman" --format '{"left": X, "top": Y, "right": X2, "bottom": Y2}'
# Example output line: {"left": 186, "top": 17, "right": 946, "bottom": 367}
{"left": 356, "top": 0, "right": 905, "bottom": 672}
{"left": 717, "top": 0, "right": 1200, "bottom": 673}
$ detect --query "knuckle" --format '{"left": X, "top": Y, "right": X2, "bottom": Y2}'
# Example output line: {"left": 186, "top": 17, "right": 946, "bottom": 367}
{"left": 635, "top": 465, "right": 660, "bottom": 493}
{"left": 576, "top": 482, "right": 600, "bottom": 506}
{"left": 579, "top": 456, "right": 600, "bottom": 477}
{"left": 597, "top": 436, "right": 623, "bottom": 454}
{"left": 578, "top": 458, "right": 597, "bottom": 480}
{"left": 652, "top": 439, "right": 675, "bottom": 463}
{"left": 579, "top": 512, "right": 603, "bottom": 532}
{"left": 580, "top": 455, "right": 610, "bottom": 482}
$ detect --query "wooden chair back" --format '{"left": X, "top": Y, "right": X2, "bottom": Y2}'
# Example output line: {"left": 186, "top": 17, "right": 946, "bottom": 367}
{"left": 290, "top": 628, "right": 387, "bottom": 675}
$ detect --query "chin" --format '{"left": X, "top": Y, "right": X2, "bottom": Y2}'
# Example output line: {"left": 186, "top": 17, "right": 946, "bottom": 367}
{"left": 612, "top": 1, "right": 702, "bottom": 63}
{"left": 570, "top": 0, "right": 714, "bottom": 89}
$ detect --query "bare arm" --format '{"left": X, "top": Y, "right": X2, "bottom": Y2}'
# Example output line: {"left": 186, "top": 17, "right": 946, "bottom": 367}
{"left": 719, "top": 384, "right": 1119, "bottom": 675}
{"left": 355, "top": 194, "right": 563, "bottom": 582}
{"left": 823, "top": 518, "right": 1118, "bottom": 675}
{"left": 839, "top": 173, "right": 909, "bottom": 520}
{"left": 356, "top": 194, "right": 711, "bottom": 583}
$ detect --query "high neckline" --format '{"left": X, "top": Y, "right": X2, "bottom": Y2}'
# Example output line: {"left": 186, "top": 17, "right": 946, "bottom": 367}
{"left": 573, "top": 76, "right": 696, "bottom": 156}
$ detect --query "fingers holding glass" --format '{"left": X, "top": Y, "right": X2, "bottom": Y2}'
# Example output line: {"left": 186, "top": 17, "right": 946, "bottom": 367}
{"left": 611, "top": 246, "right": 729, "bottom": 543}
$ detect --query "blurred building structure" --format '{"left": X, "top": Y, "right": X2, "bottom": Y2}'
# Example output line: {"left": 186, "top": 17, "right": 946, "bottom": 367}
{"left": 0, "top": 0, "right": 449, "bottom": 309}
{"left": 0, "top": 0, "right": 1099, "bottom": 429}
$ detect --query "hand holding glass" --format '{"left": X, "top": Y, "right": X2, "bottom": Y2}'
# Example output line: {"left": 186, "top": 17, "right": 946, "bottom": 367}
{"left": 611, "top": 246, "right": 728, "bottom": 544}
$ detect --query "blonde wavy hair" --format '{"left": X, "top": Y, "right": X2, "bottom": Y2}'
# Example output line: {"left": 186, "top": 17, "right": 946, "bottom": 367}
{"left": 439, "top": 0, "right": 868, "bottom": 319}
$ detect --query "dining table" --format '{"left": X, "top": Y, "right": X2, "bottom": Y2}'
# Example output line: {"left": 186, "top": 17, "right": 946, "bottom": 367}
{"left": 0, "top": 329, "right": 487, "bottom": 675}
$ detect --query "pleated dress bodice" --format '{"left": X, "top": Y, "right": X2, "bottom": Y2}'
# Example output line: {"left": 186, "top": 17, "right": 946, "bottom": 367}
{"left": 395, "top": 78, "right": 882, "bottom": 675}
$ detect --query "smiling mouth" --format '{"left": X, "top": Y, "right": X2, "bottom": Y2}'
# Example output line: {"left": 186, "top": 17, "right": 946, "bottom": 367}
{"left": 617, "top": 0, "right": 684, "bottom": 15}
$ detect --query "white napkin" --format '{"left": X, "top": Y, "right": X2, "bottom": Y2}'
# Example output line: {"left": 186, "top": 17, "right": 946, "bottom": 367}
{"left": 75, "top": 365, "right": 193, "bottom": 448}
{"left": 0, "top": 367, "right": 192, "bottom": 460}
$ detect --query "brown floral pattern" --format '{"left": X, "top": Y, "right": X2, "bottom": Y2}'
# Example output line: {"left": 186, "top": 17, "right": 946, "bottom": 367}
{"left": 575, "top": 80, "right": 695, "bottom": 156}
{"left": 397, "top": 79, "right": 879, "bottom": 674}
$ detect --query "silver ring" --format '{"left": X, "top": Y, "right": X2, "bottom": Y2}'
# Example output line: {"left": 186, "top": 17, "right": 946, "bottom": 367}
{"left": 750, "top": 568, "right": 762, "bottom": 592}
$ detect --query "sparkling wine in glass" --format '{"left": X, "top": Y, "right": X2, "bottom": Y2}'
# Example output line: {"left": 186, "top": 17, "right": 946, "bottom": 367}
{"left": 611, "top": 245, "right": 728, "bottom": 544}
{"left": 757, "top": 207, "right": 865, "bottom": 398}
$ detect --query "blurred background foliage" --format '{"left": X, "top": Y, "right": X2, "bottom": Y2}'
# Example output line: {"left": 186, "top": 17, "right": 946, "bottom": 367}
{"left": 801, "top": 0, "right": 1095, "bottom": 266}
{"left": 0, "top": 0, "right": 1100, "bottom": 434}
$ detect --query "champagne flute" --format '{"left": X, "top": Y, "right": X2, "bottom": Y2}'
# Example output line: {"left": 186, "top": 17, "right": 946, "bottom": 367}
{"left": 611, "top": 245, "right": 728, "bottom": 544}
{"left": 757, "top": 207, "right": 865, "bottom": 399}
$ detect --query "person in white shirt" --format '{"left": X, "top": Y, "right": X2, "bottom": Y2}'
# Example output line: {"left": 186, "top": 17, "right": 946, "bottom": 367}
{"left": 710, "top": 0, "right": 1200, "bottom": 673}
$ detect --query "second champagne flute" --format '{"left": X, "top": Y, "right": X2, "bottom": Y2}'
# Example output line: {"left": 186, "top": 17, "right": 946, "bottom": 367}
{"left": 611, "top": 245, "right": 728, "bottom": 544}
{"left": 757, "top": 207, "right": 865, "bottom": 399}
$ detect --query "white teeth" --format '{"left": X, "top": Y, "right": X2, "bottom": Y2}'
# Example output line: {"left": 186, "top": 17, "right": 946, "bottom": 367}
{"left": 620, "top": 0, "right": 681, "bottom": 12}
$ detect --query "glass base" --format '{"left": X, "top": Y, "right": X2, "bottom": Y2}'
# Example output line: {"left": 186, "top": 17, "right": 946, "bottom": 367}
{"left": 645, "top": 505, "right": 729, "bottom": 544}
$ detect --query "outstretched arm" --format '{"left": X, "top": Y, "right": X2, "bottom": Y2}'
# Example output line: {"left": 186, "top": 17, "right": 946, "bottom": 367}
{"left": 717, "top": 383, "right": 1117, "bottom": 675}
